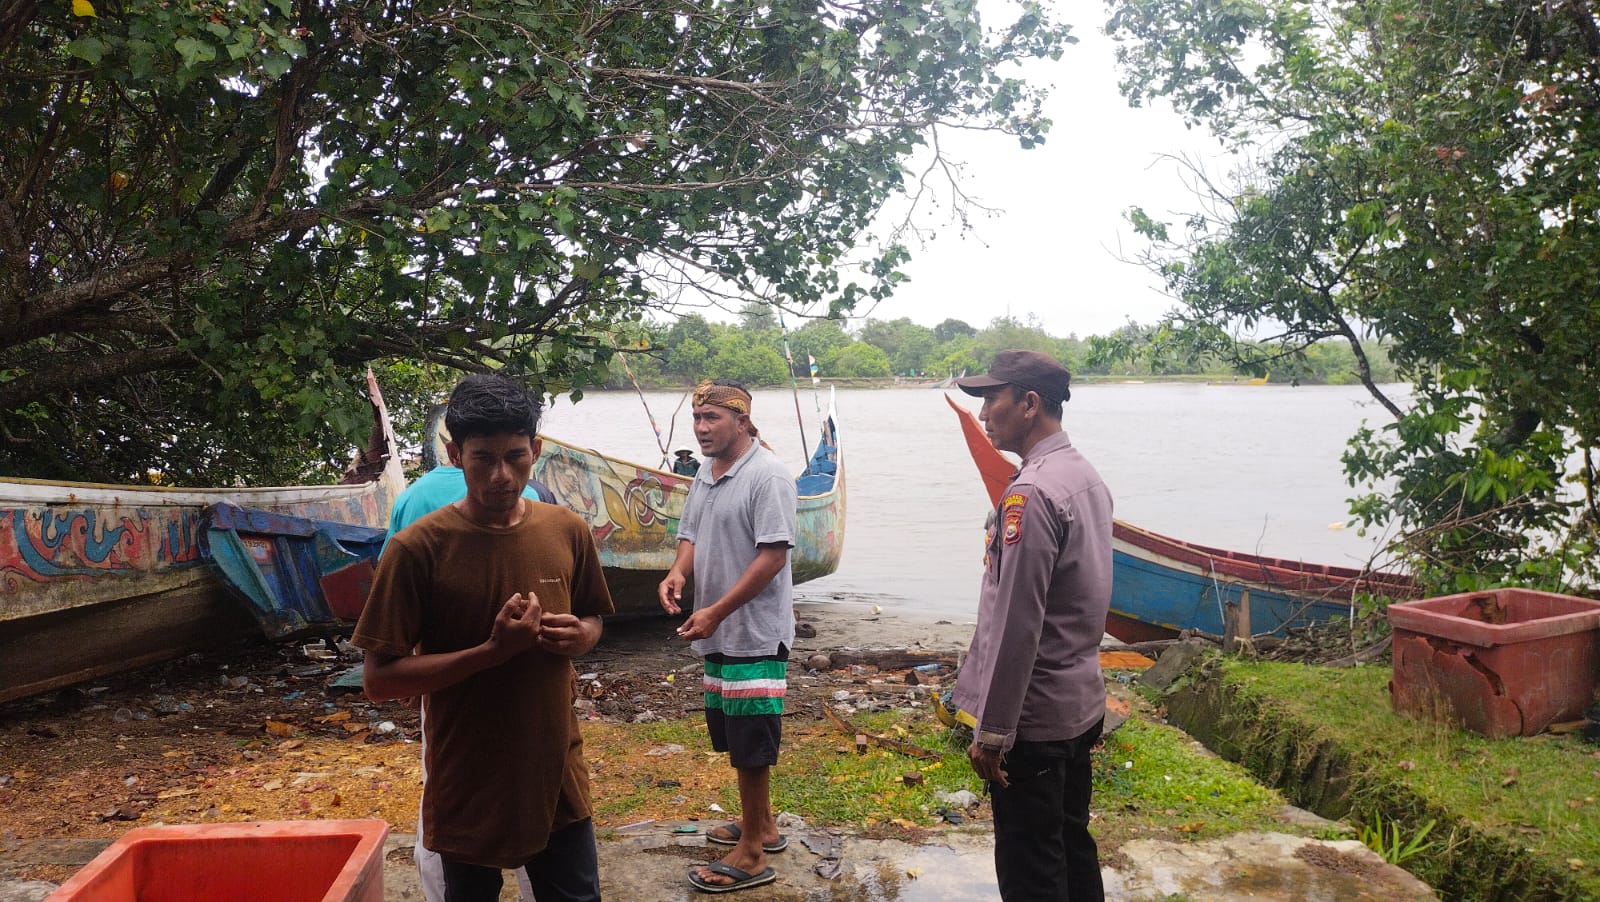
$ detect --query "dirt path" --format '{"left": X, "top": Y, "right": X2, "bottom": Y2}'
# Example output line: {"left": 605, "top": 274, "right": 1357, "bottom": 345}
{"left": 0, "top": 600, "right": 970, "bottom": 884}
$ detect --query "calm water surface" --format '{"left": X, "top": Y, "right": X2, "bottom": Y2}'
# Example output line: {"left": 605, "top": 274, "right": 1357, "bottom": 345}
{"left": 539, "top": 383, "right": 1407, "bottom": 621}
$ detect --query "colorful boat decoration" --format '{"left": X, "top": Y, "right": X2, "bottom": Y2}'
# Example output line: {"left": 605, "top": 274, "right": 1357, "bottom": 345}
{"left": 0, "top": 373, "right": 406, "bottom": 704}
{"left": 424, "top": 392, "right": 846, "bottom": 616}
{"left": 944, "top": 393, "right": 1414, "bottom": 643}
{"left": 198, "top": 502, "right": 387, "bottom": 639}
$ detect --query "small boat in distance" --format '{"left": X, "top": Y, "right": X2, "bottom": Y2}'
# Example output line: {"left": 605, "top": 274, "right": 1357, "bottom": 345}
{"left": 944, "top": 394, "right": 1414, "bottom": 643}
{"left": 1209, "top": 371, "right": 1271, "bottom": 386}
{"left": 424, "top": 391, "right": 847, "bottom": 616}
{"left": 0, "top": 373, "right": 406, "bottom": 704}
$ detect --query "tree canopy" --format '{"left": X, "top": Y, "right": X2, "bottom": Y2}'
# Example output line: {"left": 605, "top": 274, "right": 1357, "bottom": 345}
{"left": 1108, "top": 0, "right": 1600, "bottom": 588}
{"left": 1, "top": 0, "right": 1071, "bottom": 483}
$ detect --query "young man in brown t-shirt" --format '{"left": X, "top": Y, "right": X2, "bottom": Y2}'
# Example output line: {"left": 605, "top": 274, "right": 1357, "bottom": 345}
{"left": 354, "top": 374, "right": 613, "bottom": 902}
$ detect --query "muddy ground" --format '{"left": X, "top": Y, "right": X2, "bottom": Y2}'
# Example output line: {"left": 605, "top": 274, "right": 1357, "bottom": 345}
{"left": 0, "top": 597, "right": 1377, "bottom": 861}
{"left": 0, "top": 601, "right": 980, "bottom": 880}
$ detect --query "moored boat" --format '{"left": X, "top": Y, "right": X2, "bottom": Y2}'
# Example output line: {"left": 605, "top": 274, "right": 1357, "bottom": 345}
{"left": 0, "top": 373, "right": 406, "bottom": 703}
{"left": 532, "top": 399, "right": 845, "bottom": 615}
{"left": 944, "top": 393, "right": 1414, "bottom": 643}
{"left": 1107, "top": 521, "right": 1416, "bottom": 642}
{"left": 423, "top": 392, "right": 846, "bottom": 616}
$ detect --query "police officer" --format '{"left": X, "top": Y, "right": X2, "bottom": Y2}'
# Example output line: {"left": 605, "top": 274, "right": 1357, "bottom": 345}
{"left": 952, "top": 350, "right": 1114, "bottom": 902}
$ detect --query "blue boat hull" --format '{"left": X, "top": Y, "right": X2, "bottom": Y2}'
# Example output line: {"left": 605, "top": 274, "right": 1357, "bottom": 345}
{"left": 199, "top": 503, "right": 387, "bottom": 638}
{"left": 1110, "top": 546, "right": 1353, "bottom": 642}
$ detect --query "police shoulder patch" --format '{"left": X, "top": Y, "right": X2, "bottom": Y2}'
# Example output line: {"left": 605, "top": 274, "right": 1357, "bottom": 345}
{"left": 1001, "top": 492, "right": 1027, "bottom": 545}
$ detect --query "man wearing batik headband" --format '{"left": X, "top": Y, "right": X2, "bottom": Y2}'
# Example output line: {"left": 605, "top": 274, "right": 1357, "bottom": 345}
{"left": 691, "top": 380, "right": 766, "bottom": 443}
{"left": 659, "top": 378, "right": 797, "bottom": 894}
{"left": 952, "top": 350, "right": 1114, "bottom": 902}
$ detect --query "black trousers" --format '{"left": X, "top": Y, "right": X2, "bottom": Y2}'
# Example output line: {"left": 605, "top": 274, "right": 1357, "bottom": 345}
{"left": 441, "top": 818, "right": 601, "bottom": 902}
{"left": 989, "top": 719, "right": 1105, "bottom": 902}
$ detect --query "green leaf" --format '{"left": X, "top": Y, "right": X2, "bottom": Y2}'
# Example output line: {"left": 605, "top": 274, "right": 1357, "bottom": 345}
{"left": 261, "top": 53, "right": 292, "bottom": 78}
{"left": 173, "top": 36, "right": 217, "bottom": 68}
{"left": 66, "top": 36, "right": 106, "bottom": 65}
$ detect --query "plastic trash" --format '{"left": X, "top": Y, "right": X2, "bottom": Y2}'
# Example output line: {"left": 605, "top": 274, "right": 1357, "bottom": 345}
{"left": 935, "top": 789, "right": 978, "bottom": 809}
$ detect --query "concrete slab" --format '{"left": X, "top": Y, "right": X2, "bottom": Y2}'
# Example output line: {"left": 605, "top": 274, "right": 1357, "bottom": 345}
{"left": 384, "top": 827, "right": 1435, "bottom": 902}
{"left": 1, "top": 826, "right": 1437, "bottom": 902}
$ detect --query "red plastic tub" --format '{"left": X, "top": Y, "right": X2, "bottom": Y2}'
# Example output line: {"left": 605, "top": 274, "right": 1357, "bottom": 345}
{"left": 48, "top": 819, "right": 388, "bottom": 902}
{"left": 1388, "top": 588, "right": 1600, "bottom": 738}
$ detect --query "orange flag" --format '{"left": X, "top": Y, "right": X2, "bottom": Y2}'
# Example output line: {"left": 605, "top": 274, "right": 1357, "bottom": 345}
{"left": 944, "top": 393, "right": 1015, "bottom": 508}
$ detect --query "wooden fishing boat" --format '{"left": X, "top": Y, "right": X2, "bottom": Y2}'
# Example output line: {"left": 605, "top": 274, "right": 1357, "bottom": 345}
{"left": 198, "top": 502, "right": 387, "bottom": 639}
{"left": 1107, "top": 521, "right": 1416, "bottom": 642}
{"left": 944, "top": 394, "right": 1414, "bottom": 643}
{"left": 421, "top": 393, "right": 846, "bottom": 616}
{"left": 531, "top": 401, "right": 844, "bottom": 615}
{"left": 0, "top": 373, "right": 406, "bottom": 704}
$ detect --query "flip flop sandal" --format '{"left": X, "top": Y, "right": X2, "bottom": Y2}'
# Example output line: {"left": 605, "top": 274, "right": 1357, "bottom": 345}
{"left": 688, "top": 862, "right": 777, "bottom": 894}
{"left": 706, "top": 822, "right": 788, "bottom": 852}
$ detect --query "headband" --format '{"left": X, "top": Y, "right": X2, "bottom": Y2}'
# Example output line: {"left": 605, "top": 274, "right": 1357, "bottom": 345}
{"left": 692, "top": 380, "right": 751, "bottom": 414}
{"left": 692, "top": 380, "right": 764, "bottom": 443}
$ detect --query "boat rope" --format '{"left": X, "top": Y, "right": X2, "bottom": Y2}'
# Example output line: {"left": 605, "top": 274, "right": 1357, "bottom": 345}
{"left": 607, "top": 334, "right": 670, "bottom": 467}
{"left": 769, "top": 303, "right": 811, "bottom": 462}
{"left": 1207, "top": 563, "right": 1228, "bottom": 633}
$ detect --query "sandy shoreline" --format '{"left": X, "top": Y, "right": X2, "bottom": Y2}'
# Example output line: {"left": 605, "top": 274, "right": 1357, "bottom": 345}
{"left": 794, "top": 598, "right": 976, "bottom": 654}
{"left": 581, "top": 598, "right": 974, "bottom": 681}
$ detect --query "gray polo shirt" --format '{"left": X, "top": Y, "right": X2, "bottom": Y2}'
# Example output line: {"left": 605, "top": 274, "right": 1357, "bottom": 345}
{"left": 952, "top": 430, "right": 1114, "bottom": 748}
{"left": 677, "top": 439, "right": 798, "bottom": 657}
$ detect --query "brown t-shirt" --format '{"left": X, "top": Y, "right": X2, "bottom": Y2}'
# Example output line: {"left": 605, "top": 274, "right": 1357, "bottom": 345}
{"left": 352, "top": 500, "right": 614, "bottom": 867}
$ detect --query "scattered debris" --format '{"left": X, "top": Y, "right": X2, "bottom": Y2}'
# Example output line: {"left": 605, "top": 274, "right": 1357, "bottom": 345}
{"left": 822, "top": 706, "right": 941, "bottom": 761}
{"left": 936, "top": 789, "right": 978, "bottom": 809}
{"left": 800, "top": 830, "right": 844, "bottom": 880}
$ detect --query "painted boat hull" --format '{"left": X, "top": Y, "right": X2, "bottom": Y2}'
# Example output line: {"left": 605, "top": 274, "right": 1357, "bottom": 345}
{"left": 531, "top": 403, "right": 845, "bottom": 616}
{"left": 943, "top": 392, "right": 1414, "bottom": 644}
{"left": 0, "top": 374, "right": 405, "bottom": 703}
{"left": 199, "top": 502, "right": 387, "bottom": 639}
{"left": 198, "top": 395, "right": 848, "bottom": 633}
{"left": 1108, "top": 522, "right": 1416, "bottom": 642}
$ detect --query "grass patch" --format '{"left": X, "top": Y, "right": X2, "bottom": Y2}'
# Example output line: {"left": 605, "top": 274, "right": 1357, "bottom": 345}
{"left": 770, "top": 711, "right": 981, "bottom": 828}
{"left": 1179, "top": 660, "right": 1600, "bottom": 900}
{"left": 581, "top": 703, "right": 1299, "bottom": 846}
{"left": 1093, "top": 719, "right": 1292, "bottom": 842}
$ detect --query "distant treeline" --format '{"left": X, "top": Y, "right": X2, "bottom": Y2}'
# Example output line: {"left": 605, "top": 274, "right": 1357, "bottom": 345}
{"left": 605, "top": 305, "right": 1398, "bottom": 389}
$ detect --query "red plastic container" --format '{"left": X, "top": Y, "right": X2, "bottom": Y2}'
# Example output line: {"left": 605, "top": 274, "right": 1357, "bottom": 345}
{"left": 1388, "top": 588, "right": 1600, "bottom": 738}
{"left": 48, "top": 819, "right": 388, "bottom": 902}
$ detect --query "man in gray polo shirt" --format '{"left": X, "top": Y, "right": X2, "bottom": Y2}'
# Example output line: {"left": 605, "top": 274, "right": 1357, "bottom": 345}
{"left": 659, "top": 378, "right": 797, "bottom": 894}
{"left": 952, "top": 350, "right": 1114, "bottom": 902}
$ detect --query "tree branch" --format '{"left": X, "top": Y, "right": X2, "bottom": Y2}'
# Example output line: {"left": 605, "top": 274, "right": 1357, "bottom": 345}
{"left": 0, "top": 346, "right": 192, "bottom": 411}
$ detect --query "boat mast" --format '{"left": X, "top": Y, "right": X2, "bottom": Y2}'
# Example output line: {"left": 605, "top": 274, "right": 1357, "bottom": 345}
{"left": 771, "top": 302, "right": 811, "bottom": 459}
{"left": 608, "top": 334, "right": 670, "bottom": 467}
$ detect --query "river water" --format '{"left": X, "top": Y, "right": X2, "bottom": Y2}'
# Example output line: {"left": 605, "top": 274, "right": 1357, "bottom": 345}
{"left": 538, "top": 383, "right": 1407, "bottom": 621}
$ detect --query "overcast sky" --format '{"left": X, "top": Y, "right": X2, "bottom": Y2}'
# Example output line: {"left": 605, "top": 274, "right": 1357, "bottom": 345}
{"left": 842, "top": 14, "right": 1229, "bottom": 340}
{"left": 661, "top": 10, "right": 1234, "bottom": 341}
